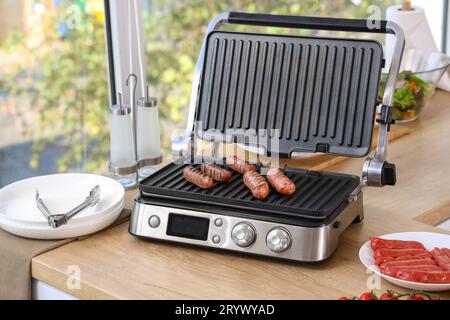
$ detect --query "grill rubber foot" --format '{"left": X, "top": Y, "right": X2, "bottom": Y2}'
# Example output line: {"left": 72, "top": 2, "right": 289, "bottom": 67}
{"left": 352, "top": 213, "right": 364, "bottom": 224}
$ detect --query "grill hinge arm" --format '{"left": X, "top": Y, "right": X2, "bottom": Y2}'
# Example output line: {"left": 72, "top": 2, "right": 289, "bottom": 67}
{"left": 362, "top": 21, "right": 404, "bottom": 187}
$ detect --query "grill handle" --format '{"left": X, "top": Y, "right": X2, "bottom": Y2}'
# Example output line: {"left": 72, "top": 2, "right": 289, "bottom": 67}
{"left": 228, "top": 12, "right": 392, "bottom": 34}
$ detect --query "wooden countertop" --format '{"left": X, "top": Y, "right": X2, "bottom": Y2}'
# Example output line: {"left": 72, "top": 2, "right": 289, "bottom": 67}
{"left": 32, "top": 91, "right": 450, "bottom": 300}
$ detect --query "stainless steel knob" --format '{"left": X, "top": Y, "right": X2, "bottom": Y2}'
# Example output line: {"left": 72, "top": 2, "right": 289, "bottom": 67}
{"left": 266, "top": 228, "right": 291, "bottom": 253}
{"left": 231, "top": 222, "right": 256, "bottom": 247}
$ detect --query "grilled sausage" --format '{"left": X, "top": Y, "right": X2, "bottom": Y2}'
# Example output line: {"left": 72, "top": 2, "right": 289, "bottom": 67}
{"left": 395, "top": 270, "right": 450, "bottom": 284}
{"left": 370, "top": 238, "right": 425, "bottom": 251}
{"left": 200, "top": 163, "right": 232, "bottom": 183}
{"left": 183, "top": 166, "right": 214, "bottom": 189}
{"left": 266, "top": 168, "right": 296, "bottom": 196}
{"left": 243, "top": 171, "right": 269, "bottom": 200}
{"left": 226, "top": 156, "right": 256, "bottom": 174}
{"left": 374, "top": 248, "right": 427, "bottom": 258}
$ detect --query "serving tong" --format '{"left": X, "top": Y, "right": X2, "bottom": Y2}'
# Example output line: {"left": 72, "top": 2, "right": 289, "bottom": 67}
{"left": 35, "top": 185, "right": 101, "bottom": 228}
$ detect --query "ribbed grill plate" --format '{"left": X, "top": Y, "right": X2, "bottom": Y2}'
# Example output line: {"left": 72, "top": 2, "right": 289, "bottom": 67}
{"left": 139, "top": 162, "right": 360, "bottom": 221}
{"left": 195, "top": 31, "right": 383, "bottom": 157}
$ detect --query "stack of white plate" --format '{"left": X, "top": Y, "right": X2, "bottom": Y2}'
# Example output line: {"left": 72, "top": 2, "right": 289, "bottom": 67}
{"left": 0, "top": 173, "right": 125, "bottom": 239}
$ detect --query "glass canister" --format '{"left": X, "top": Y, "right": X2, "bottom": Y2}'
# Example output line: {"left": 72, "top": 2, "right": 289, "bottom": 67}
{"left": 136, "top": 87, "right": 162, "bottom": 178}
{"left": 109, "top": 94, "right": 138, "bottom": 188}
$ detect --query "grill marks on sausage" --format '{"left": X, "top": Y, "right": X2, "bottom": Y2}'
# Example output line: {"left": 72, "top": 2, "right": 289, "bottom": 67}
{"left": 200, "top": 163, "right": 232, "bottom": 183}
{"left": 266, "top": 168, "right": 296, "bottom": 195}
{"left": 226, "top": 156, "right": 256, "bottom": 174}
{"left": 183, "top": 166, "right": 214, "bottom": 189}
{"left": 183, "top": 160, "right": 296, "bottom": 201}
{"left": 243, "top": 171, "right": 270, "bottom": 200}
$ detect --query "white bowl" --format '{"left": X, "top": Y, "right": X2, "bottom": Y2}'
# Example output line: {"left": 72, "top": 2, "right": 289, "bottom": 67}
{"left": 359, "top": 232, "right": 450, "bottom": 292}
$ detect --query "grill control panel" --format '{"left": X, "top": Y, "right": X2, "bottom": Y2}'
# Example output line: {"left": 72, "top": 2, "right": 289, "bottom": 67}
{"left": 130, "top": 197, "right": 364, "bottom": 262}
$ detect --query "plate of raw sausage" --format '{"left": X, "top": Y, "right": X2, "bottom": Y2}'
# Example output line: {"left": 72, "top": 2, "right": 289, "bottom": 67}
{"left": 359, "top": 232, "right": 450, "bottom": 291}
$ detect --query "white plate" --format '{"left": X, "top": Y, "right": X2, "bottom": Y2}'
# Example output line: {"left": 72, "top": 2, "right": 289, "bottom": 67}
{"left": 0, "top": 195, "right": 124, "bottom": 228}
{"left": 0, "top": 173, "right": 124, "bottom": 225}
{"left": 0, "top": 198, "right": 124, "bottom": 239}
{"left": 359, "top": 232, "right": 450, "bottom": 292}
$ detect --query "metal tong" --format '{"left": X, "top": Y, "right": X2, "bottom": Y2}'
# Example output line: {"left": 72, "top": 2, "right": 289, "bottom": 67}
{"left": 35, "top": 185, "right": 101, "bottom": 228}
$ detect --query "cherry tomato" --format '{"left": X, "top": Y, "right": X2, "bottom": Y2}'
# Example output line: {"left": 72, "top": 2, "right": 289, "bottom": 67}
{"left": 360, "top": 291, "right": 378, "bottom": 300}
{"left": 380, "top": 293, "right": 398, "bottom": 300}
{"left": 338, "top": 297, "right": 350, "bottom": 300}
{"left": 380, "top": 290, "right": 398, "bottom": 300}
{"left": 410, "top": 295, "right": 425, "bottom": 300}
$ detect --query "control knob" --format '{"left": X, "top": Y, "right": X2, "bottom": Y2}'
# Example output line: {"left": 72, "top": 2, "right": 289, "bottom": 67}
{"left": 231, "top": 222, "right": 256, "bottom": 247}
{"left": 266, "top": 228, "right": 291, "bottom": 253}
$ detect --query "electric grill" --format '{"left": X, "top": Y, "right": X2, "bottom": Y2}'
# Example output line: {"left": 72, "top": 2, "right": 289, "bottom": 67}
{"left": 129, "top": 12, "right": 405, "bottom": 262}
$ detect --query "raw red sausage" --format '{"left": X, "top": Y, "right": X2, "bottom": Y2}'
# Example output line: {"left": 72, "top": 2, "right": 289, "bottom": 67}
{"left": 374, "top": 248, "right": 427, "bottom": 258}
{"left": 226, "top": 156, "right": 256, "bottom": 174}
{"left": 430, "top": 248, "right": 450, "bottom": 271}
{"left": 183, "top": 166, "right": 214, "bottom": 189}
{"left": 382, "top": 265, "right": 442, "bottom": 277}
{"left": 266, "top": 168, "right": 296, "bottom": 196}
{"left": 243, "top": 171, "right": 269, "bottom": 200}
{"left": 375, "top": 252, "right": 432, "bottom": 266}
{"left": 380, "top": 259, "right": 437, "bottom": 270}
{"left": 200, "top": 163, "right": 232, "bottom": 183}
{"left": 395, "top": 270, "right": 450, "bottom": 284}
{"left": 443, "top": 248, "right": 450, "bottom": 258}
{"left": 370, "top": 237, "right": 425, "bottom": 251}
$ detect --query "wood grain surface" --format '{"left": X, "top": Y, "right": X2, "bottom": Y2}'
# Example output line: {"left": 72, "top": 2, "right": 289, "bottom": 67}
{"left": 414, "top": 201, "right": 450, "bottom": 226}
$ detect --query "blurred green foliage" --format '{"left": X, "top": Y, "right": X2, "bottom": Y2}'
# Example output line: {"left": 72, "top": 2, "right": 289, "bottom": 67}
{"left": 1, "top": 0, "right": 108, "bottom": 172}
{"left": 0, "top": 0, "right": 398, "bottom": 173}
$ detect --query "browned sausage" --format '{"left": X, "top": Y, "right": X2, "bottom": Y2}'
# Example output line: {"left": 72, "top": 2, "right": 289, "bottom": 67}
{"left": 183, "top": 166, "right": 214, "bottom": 189}
{"left": 226, "top": 156, "right": 256, "bottom": 174}
{"left": 243, "top": 171, "right": 269, "bottom": 200}
{"left": 266, "top": 168, "right": 296, "bottom": 196}
{"left": 200, "top": 163, "right": 232, "bottom": 183}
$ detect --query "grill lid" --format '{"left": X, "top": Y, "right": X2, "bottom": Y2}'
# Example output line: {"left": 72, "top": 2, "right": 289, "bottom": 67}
{"left": 194, "top": 31, "right": 383, "bottom": 158}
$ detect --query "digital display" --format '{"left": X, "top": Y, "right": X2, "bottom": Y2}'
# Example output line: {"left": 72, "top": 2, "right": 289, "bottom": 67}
{"left": 166, "top": 213, "right": 210, "bottom": 241}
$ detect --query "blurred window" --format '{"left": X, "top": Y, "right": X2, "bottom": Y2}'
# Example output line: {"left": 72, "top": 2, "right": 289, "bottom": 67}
{"left": 0, "top": 0, "right": 108, "bottom": 187}
{"left": 4, "top": 0, "right": 446, "bottom": 186}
